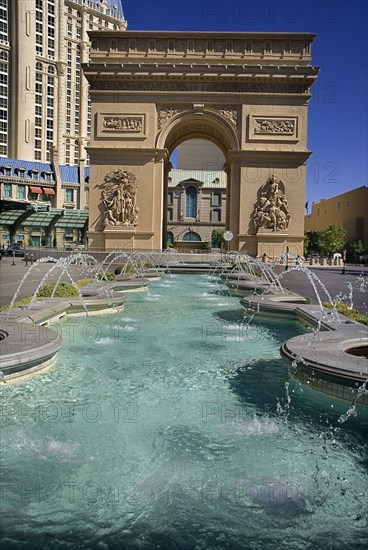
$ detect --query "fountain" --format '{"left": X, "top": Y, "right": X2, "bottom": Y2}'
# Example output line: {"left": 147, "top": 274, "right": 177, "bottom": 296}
{"left": 0, "top": 267, "right": 367, "bottom": 548}
{"left": 0, "top": 250, "right": 367, "bottom": 548}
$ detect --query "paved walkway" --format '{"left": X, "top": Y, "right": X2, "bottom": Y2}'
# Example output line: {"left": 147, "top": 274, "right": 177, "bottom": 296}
{"left": 274, "top": 264, "right": 368, "bottom": 315}
{"left": 0, "top": 254, "right": 367, "bottom": 314}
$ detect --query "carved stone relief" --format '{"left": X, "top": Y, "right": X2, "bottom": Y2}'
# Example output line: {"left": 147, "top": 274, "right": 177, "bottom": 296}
{"left": 252, "top": 175, "right": 290, "bottom": 232}
{"left": 254, "top": 118, "right": 295, "bottom": 134}
{"left": 249, "top": 115, "right": 298, "bottom": 142}
{"left": 100, "top": 170, "right": 139, "bottom": 227}
{"left": 217, "top": 108, "right": 238, "bottom": 126}
{"left": 157, "top": 107, "right": 186, "bottom": 130}
{"left": 102, "top": 116, "right": 143, "bottom": 132}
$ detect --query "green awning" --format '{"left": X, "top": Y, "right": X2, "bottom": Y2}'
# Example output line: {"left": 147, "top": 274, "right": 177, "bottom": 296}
{"left": 23, "top": 212, "right": 58, "bottom": 227}
{"left": 55, "top": 211, "right": 88, "bottom": 229}
{"left": 0, "top": 210, "right": 26, "bottom": 226}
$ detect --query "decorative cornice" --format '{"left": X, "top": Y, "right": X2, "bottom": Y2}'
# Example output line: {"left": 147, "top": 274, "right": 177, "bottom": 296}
{"left": 85, "top": 63, "right": 318, "bottom": 77}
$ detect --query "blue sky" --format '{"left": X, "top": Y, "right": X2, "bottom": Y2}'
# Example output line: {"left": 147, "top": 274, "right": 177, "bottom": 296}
{"left": 122, "top": 0, "right": 367, "bottom": 208}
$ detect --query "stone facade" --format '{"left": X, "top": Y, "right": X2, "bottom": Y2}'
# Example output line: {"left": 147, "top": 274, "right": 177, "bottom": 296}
{"left": 84, "top": 31, "right": 319, "bottom": 255}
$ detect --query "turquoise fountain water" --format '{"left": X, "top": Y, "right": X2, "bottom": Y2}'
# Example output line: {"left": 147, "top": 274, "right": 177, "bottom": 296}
{"left": 0, "top": 274, "right": 367, "bottom": 549}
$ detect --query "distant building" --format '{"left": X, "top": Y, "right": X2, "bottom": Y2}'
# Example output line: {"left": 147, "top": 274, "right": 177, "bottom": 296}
{"left": 166, "top": 169, "right": 226, "bottom": 249}
{"left": 305, "top": 186, "right": 368, "bottom": 246}
{"left": 1, "top": 0, "right": 126, "bottom": 169}
{"left": 0, "top": 158, "right": 88, "bottom": 247}
{"left": 0, "top": 0, "right": 126, "bottom": 247}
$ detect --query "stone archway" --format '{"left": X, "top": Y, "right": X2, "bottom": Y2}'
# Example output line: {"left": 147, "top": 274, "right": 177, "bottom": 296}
{"left": 157, "top": 108, "right": 239, "bottom": 249}
{"left": 84, "top": 31, "right": 318, "bottom": 255}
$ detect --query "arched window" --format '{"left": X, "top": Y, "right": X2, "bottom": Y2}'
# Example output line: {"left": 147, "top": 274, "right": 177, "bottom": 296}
{"left": 166, "top": 231, "right": 174, "bottom": 245}
{"left": 183, "top": 231, "right": 201, "bottom": 241}
{"left": 186, "top": 186, "right": 197, "bottom": 218}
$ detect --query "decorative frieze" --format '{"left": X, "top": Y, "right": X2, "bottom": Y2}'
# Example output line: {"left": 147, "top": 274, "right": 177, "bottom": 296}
{"left": 102, "top": 116, "right": 143, "bottom": 132}
{"left": 91, "top": 81, "right": 308, "bottom": 95}
{"left": 97, "top": 114, "right": 146, "bottom": 138}
{"left": 249, "top": 115, "right": 298, "bottom": 142}
{"left": 254, "top": 118, "right": 295, "bottom": 135}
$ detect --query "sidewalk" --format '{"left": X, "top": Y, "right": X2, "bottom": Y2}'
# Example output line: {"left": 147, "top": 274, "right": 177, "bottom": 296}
{"left": 274, "top": 264, "right": 367, "bottom": 315}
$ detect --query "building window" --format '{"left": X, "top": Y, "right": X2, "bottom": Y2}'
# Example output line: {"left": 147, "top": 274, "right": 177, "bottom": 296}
{"left": 30, "top": 235, "right": 41, "bottom": 247}
{"left": 17, "top": 185, "right": 26, "bottom": 199}
{"left": 167, "top": 208, "right": 173, "bottom": 221}
{"left": 337, "top": 201, "right": 341, "bottom": 210}
{"left": 16, "top": 168, "right": 26, "bottom": 178}
{"left": 65, "top": 188, "right": 74, "bottom": 202}
{"left": 186, "top": 186, "right": 197, "bottom": 218}
{"left": 2, "top": 166, "right": 11, "bottom": 176}
{"left": 183, "top": 231, "right": 201, "bottom": 241}
{"left": 167, "top": 192, "right": 173, "bottom": 206}
{"left": 3, "top": 183, "right": 11, "bottom": 197}
{"left": 347, "top": 200, "right": 351, "bottom": 208}
{"left": 30, "top": 170, "right": 40, "bottom": 180}
{"left": 317, "top": 208, "right": 320, "bottom": 216}
{"left": 211, "top": 209, "right": 221, "bottom": 222}
{"left": 212, "top": 192, "right": 221, "bottom": 206}
{"left": 166, "top": 231, "right": 174, "bottom": 245}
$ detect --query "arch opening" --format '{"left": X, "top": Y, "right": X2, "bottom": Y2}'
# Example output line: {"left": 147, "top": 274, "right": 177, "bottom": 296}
{"left": 163, "top": 134, "right": 228, "bottom": 252}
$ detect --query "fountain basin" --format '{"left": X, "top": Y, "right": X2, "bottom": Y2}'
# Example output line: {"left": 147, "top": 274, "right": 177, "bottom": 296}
{"left": 113, "top": 279, "right": 149, "bottom": 291}
{"left": 240, "top": 290, "right": 368, "bottom": 398}
{"left": 226, "top": 278, "right": 272, "bottom": 295}
{"left": 0, "top": 320, "right": 63, "bottom": 380}
{"left": 240, "top": 292, "right": 308, "bottom": 318}
{"left": 281, "top": 327, "right": 368, "bottom": 399}
{"left": 0, "top": 290, "right": 127, "bottom": 380}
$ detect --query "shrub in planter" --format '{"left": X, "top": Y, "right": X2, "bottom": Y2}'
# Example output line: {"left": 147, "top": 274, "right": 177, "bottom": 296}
{"left": 37, "top": 282, "right": 80, "bottom": 298}
{"left": 323, "top": 302, "right": 368, "bottom": 325}
{"left": 97, "top": 271, "right": 117, "bottom": 282}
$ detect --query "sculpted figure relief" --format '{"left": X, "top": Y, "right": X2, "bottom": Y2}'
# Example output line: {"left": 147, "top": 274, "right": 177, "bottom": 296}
{"left": 253, "top": 175, "right": 290, "bottom": 232}
{"left": 103, "top": 116, "right": 142, "bottom": 132}
{"left": 254, "top": 119, "right": 295, "bottom": 134}
{"left": 100, "top": 170, "right": 139, "bottom": 227}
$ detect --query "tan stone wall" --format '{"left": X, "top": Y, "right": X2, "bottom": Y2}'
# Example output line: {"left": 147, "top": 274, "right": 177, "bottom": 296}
{"left": 305, "top": 187, "right": 368, "bottom": 246}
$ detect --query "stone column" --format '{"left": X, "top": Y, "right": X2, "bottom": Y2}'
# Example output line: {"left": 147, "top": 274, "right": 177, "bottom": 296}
{"left": 8, "top": 0, "right": 36, "bottom": 160}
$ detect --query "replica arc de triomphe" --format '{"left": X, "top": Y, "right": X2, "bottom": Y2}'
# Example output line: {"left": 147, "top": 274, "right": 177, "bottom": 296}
{"left": 84, "top": 31, "right": 319, "bottom": 256}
